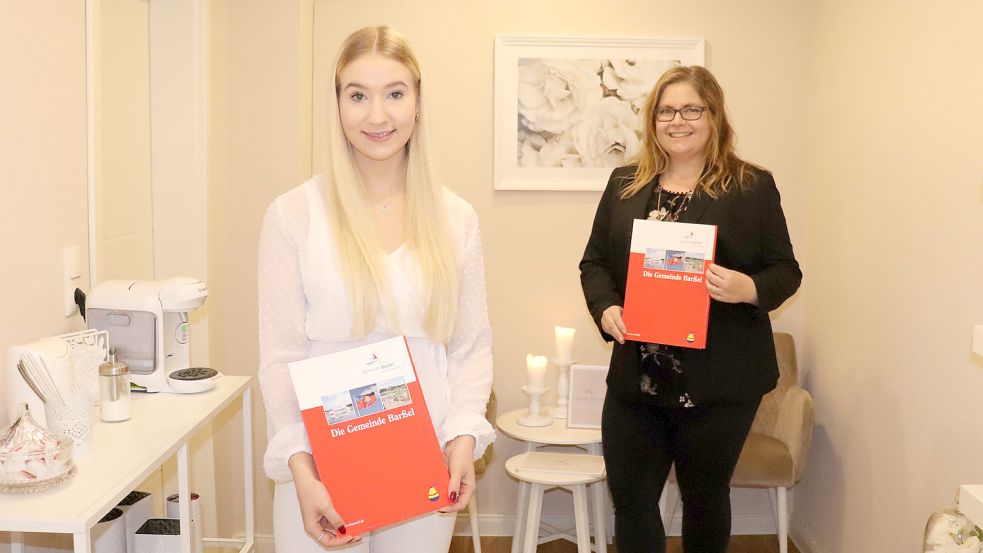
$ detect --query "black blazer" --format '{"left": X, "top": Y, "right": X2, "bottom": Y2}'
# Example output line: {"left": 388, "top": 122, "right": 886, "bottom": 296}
{"left": 580, "top": 165, "right": 802, "bottom": 406}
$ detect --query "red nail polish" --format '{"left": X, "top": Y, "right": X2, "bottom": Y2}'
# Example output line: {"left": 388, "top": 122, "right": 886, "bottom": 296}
{"left": 338, "top": 525, "right": 347, "bottom": 535}
{"left": 449, "top": 491, "right": 459, "bottom": 502}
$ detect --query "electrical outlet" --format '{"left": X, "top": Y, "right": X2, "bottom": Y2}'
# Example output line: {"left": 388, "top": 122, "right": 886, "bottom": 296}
{"left": 64, "top": 245, "right": 81, "bottom": 317}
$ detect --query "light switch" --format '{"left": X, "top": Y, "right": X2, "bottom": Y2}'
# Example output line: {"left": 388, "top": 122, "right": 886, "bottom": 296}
{"left": 974, "top": 325, "right": 983, "bottom": 357}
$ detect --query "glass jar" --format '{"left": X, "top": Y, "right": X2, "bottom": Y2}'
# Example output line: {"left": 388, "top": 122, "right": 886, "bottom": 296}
{"left": 0, "top": 403, "right": 76, "bottom": 493}
{"left": 924, "top": 494, "right": 983, "bottom": 553}
{"left": 99, "top": 349, "right": 131, "bottom": 422}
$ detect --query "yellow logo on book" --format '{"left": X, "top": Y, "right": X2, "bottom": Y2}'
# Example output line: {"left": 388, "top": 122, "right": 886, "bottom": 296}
{"left": 427, "top": 486, "right": 440, "bottom": 501}
{"left": 686, "top": 333, "right": 696, "bottom": 343}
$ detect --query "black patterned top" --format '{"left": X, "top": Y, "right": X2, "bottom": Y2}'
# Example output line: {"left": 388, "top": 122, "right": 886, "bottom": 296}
{"left": 639, "top": 184, "right": 696, "bottom": 408}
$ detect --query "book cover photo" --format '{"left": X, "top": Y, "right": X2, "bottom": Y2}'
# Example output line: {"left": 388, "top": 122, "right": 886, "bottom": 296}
{"left": 622, "top": 219, "right": 717, "bottom": 348}
{"left": 288, "top": 336, "right": 452, "bottom": 533}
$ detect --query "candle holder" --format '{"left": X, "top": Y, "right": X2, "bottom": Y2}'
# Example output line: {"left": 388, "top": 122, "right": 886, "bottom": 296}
{"left": 517, "top": 385, "right": 553, "bottom": 427}
{"left": 548, "top": 359, "right": 575, "bottom": 419}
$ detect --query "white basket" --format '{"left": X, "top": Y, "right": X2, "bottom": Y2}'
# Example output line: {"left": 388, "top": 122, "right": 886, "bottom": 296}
{"left": 60, "top": 329, "right": 109, "bottom": 404}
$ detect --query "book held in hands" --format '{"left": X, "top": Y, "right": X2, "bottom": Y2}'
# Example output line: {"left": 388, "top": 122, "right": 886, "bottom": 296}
{"left": 288, "top": 336, "right": 452, "bottom": 533}
{"left": 622, "top": 219, "right": 717, "bottom": 348}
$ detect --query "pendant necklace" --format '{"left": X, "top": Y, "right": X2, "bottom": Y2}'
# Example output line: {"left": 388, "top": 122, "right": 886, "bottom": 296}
{"left": 652, "top": 183, "right": 694, "bottom": 222}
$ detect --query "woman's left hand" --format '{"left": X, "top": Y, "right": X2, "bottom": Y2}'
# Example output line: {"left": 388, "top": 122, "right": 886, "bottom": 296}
{"left": 440, "top": 435, "right": 476, "bottom": 513}
{"left": 706, "top": 263, "right": 758, "bottom": 305}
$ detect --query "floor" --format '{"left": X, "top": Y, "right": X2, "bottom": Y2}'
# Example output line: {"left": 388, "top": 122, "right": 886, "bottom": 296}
{"left": 449, "top": 535, "right": 801, "bottom": 553}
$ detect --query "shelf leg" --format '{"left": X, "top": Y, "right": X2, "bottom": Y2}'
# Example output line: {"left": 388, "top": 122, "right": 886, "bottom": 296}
{"left": 243, "top": 386, "right": 255, "bottom": 548}
{"left": 73, "top": 530, "right": 92, "bottom": 553}
{"left": 178, "top": 442, "right": 192, "bottom": 553}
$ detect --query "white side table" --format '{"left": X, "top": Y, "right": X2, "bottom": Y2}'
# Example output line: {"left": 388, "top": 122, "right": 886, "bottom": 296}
{"left": 496, "top": 408, "right": 607, "bottom": 553}
{"left": 0, "top": 375, "right": 255, "bottom": 553}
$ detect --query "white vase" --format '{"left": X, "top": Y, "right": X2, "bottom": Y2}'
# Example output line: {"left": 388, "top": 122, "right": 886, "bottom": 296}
{"left": 92, "top": 507, "right": 126, "bottom": 553}
{"left": 116, "top": 490, "right": 152, "bottom": 553}
{"left": 166, "top": 492, "right": 202, "bottom": 553}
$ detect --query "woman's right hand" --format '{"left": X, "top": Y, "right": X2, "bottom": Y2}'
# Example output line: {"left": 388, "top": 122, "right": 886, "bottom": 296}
{"left": 601, "top": 305, "right": 627, "bottom": 344}
{"left": 289, "top": 453, "right": 360, "bottom": 548}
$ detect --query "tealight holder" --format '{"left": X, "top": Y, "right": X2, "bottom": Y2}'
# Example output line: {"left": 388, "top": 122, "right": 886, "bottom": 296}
{"left": 517, "top": 385, "right": 552, "bottom": 427}
{"left": 548, "top": 358, "right": 575, "bottom": 419}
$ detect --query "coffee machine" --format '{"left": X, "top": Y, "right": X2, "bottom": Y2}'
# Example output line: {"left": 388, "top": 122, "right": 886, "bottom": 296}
{"left": 86, "top": 277, "right": 210, "bottom": 393}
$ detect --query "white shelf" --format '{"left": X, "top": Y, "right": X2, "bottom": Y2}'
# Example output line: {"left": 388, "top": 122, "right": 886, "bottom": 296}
{"left": 0, "top": 375, "right": 253, "bottom": 547}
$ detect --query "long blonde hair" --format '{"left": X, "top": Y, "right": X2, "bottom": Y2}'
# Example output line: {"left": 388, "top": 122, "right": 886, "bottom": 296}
{"left": 622, "top": 65, "right": 761, "bottom": 200}
{"left": 324, "top": 26, "right": 458, "bottom": 342}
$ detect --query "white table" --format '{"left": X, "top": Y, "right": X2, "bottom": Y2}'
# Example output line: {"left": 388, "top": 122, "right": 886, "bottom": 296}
{"left": 496, "top": 408, "right": 607, "bottom": 553}
{"left": 0, "top": 375, "right": 255, "bottom": 553}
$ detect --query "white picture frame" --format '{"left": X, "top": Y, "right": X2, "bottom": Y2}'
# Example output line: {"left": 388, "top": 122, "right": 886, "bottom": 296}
{"left": 494, "top": 35, "right": 705, "bottom": 191}
{"left": 567, "top": 364, "right": 609, "bottom": 429}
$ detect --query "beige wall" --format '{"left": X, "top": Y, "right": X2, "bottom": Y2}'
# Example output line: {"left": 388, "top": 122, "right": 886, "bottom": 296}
{"left": 207, "top": 0, "right": 314, "bottom": 540}
{"left": 0, "top": 1, "right": 88, "bottom": 550}
{"left": 0, "top": 3, "right": 88, "bottom": 394}
{"left": 795, "top": 1, "right": 983, "bottom": 551}
{"left": 209, "top": 0, "right": 811, "bottom": 540}
{"left": 99, "top": 0, "right": 155, "bottom": 281}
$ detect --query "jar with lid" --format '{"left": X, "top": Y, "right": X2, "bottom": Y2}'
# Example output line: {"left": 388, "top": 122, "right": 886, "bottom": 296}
{"left": 99, "top": 348, "right": 131, "bottom": 422}
{"left": 923, "top": 489, "right": 983, "bottom": 552}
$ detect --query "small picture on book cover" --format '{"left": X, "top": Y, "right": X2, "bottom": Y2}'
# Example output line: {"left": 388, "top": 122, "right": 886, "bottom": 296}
{"left": 665, "top": 250, "right": 686, "bottom": 271}
{"left": 350, "top": 384, "right": 385, "bottom": 416}
{"left": 644, "top": 248, "right": 667, "bottom": 269}
{"left": 322, "top": 392, "right": 358, "bottom": 425}
{"left": 682, "top": 252, "right": 705, "bottom": 273}
{"left": 379, "top": 377, "right": 412, "bottom": 410}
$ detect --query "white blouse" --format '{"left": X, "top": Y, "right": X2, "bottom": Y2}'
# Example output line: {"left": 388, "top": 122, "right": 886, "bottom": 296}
{"left": 257, "top": 176, "right": 495, "bottom": 483}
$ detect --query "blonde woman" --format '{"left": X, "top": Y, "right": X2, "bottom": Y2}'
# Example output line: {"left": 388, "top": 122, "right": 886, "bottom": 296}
{"left": 580, "top": 66, "right": 801, "bottom": 552}
{"left": 258, "top": 26, "right": 494, "bottom": 552}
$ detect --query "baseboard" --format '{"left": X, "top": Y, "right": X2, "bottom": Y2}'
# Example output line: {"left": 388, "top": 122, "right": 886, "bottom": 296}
{"left": 789, "top": 515, "right": 823, "bottom": 553}
{"left": 453, "top": 512, "right": 780, "bottom": 537}
{"left": 252, "top": 533, "right": 275, "bottom": 553}
{"left": 215, "top": 513, "right": 789, "bottom": 551}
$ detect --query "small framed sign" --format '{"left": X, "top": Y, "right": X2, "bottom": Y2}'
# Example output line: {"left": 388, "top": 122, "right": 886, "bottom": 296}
{"left": 567, "top": 364, "right": 609, "bottom": 429}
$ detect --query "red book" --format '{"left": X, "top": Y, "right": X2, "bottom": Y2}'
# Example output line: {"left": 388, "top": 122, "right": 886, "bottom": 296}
{"left": 622, "top": 219, "right": 717, "bottom": 348}
{"left": 288, "top": 336, "right": 452, "bottom": 533}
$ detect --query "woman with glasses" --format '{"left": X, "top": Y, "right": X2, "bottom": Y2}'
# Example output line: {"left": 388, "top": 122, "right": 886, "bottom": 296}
{"left": 580, "top": 65, "right": 801, "bottom": 553}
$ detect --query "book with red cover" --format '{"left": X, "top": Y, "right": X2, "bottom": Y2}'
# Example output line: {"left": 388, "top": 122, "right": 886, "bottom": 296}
{"left": 622, "top": 219, "right": 718, "bottom": 348}
{"left": 288, "top": 336, "right": 452, "bottom": 533}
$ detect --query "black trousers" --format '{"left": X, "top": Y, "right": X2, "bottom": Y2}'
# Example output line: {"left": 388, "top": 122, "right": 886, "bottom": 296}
{"left": 601, "top": 390, "right": 761, "bottom": 553}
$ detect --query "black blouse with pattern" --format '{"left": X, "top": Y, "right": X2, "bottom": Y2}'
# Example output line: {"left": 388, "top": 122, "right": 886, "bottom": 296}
{"left": 639, "top": 184, "right": 696, "bottom": 408}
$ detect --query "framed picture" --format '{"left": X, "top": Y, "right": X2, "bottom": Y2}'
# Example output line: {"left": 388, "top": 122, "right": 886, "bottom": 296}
{"left": 567, "top": 364, "right": 609, "bottom": 429}
{"left": 494, "top": 35, "right": 705, "bottom": 191}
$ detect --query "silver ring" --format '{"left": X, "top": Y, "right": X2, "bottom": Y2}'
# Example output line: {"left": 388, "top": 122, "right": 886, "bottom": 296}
{"left": 317, "top": 529, "right": 327, "bottom": 544}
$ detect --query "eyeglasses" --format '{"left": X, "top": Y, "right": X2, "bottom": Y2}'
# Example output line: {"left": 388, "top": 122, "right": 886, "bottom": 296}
{"left": 654, "top": 105, "right": 707, "bottom": 122}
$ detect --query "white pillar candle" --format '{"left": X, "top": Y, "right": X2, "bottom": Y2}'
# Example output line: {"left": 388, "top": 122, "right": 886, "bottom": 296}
{"left": 554, "top": 326, "right": 576, "bottom": 364}
{"left": 526, "top": 354, "right": 548, "bottom": 390}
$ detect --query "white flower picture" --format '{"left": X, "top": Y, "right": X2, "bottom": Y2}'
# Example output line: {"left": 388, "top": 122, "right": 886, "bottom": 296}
{"left": 495, "top": 36, "right": 705, "bottom": 190}
{"left": 516, "top": 57, "right": 670, "bottom": 169}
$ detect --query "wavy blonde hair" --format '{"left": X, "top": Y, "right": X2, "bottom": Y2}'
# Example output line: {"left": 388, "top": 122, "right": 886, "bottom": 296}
{"left": 324, "top": 26, "right": 458, "bottom": 342}
{"left": 622, "top": 65, "right": 761, "bottom": 200}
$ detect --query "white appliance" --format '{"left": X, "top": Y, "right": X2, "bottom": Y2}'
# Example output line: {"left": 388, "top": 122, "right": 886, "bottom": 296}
{"left": 86, "top": 277, "right": 210, "bottom": 393}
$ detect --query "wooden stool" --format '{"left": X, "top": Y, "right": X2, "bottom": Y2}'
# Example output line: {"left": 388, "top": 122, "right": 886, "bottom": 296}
{"left": 505, "top": 452, "right": 607, "bottom": 553}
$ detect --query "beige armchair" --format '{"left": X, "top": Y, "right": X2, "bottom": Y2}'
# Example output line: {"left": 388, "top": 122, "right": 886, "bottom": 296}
{"left": 662, "top": 332, "right": 814, "bottom": 553}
